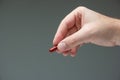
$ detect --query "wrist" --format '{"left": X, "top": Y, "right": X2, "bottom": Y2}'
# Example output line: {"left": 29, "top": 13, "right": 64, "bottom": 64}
{"left": 110, "top": 18, "right": 120, "bottom": 46}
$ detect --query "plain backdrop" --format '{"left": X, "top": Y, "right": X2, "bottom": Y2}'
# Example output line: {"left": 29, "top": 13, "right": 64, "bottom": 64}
{"left": 0, "top": 0, "right": 120, "bottom": 80}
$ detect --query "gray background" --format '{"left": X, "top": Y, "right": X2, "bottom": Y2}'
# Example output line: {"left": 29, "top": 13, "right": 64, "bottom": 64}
{"left": 0, "top": 0, "right": 120, "bottom": 80}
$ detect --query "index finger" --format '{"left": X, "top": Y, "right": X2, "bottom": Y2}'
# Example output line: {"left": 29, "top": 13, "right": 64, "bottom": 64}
{"left": 53, "top": 8, "right": 79, "bottom": 46}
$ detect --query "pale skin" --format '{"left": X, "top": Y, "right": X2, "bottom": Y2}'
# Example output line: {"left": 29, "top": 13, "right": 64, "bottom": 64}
{"left": 53, "top": 6, "right": 120, "bottom": 57}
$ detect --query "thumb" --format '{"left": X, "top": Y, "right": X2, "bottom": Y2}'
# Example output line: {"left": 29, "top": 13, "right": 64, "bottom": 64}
{"left": 57, "top": 26, "right": 91, "bottom": 52}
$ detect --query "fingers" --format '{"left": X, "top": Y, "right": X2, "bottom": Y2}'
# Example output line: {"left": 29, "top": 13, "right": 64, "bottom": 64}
{"left": 57, "top": 25, "right": 90, "bottom": 52}
{"left": 60, "top": 47, "right": 78, "bottom": 57}
{"left": 52, "top": 6, "right": 90, "bottom": 57}
{"left": 53, "top": 7, "right": 82, "bottom": 46}
{"left": 58, "top": 45, "right": 81, "bottom": 57}
{"left": 55, "top": 26, "right": 79, "bottom": 57}
{"left": 70, "top": 46, "right": 78, "bottom": 57}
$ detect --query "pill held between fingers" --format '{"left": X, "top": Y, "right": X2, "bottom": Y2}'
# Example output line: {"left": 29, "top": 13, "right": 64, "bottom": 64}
{"left": 49, "top": 46, "right": 57, "bottom": 52}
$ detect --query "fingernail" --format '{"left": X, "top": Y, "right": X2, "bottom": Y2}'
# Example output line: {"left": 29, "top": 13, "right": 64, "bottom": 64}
{"left": 58, "top": 42, "right": 67, "bottom": 52}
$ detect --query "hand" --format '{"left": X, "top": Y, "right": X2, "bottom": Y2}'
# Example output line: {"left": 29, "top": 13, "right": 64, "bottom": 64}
{"left": 53, "top": 6, "right": 120, "bottom": 57}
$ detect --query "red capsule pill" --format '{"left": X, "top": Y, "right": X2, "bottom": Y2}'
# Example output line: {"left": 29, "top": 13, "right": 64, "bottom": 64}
{"left": 49, "top": 46, "right": 57, "bottom": 52}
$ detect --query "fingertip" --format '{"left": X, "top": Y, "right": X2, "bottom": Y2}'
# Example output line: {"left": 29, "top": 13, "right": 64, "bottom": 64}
{"left": 57, "top": 42, "right": 68, "bottom": 52}
{"left": 70, "top": 47, "right": 78, "bottom": 57}
{"left": 63, "top": 53, "right": 68, "bottom": 56}
{"left": 53, "top": 32, "right": 66, "bottom": 46}
{"left": 62, "top": 50, "right": 71, "bottom": 57}
{"left": 71, "top": 54, "right": 76, "bottom": 57}
{"left": 70, "top": 51, "right": 76, "bottom": 57}
{"left": 52, "top": 37, "right": 59, "bottom": 46}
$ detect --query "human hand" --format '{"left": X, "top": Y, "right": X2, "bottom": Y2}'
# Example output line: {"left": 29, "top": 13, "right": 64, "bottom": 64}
{"left": 52, "top": 6, "right": 120, "bottom": 57}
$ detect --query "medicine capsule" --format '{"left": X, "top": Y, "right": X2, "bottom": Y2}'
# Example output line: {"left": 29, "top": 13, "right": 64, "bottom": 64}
{"left": 49, "top": 46, "right": 57, "bottom": 52}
